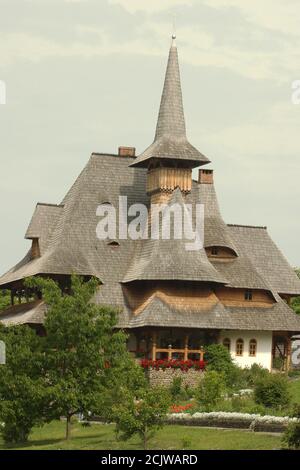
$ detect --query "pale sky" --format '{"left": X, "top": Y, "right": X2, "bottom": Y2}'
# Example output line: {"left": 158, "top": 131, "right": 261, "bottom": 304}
{"left": 0, "top": 0, "right": 300, "bottom": 274}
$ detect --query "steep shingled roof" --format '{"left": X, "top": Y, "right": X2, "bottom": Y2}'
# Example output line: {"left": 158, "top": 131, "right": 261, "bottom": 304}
{"left": 123, "top": 188, "right": 227, "bottom": 284}
{"left": 1, "top": 38, "right": 300, "bottom": 332}
{"left": 25, "top": 203, "right": 64, "bottom": 255}
{"left": 131, "top": 39, "right": 210, "bottom": 168}
{"left": 126, "top": 294, "right": 300, "bottom": 332}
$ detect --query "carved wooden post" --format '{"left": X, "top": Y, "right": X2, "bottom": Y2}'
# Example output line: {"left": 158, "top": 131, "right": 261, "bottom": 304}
{"left": 168, "top": 345, "right": 172, "bottom": 360}
{"left": 200, "top": 347, "right": 204, "bottom": 362}
{"left": 152, "top": 332, "right": 157, "bottom": 361}
{"left": 184, "top": 335, "right": 189, "bottom": 361}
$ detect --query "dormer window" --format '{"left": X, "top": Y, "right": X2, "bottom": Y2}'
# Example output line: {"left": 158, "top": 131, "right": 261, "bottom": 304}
{"left": 211, "top": 247, "right": 219, "bottom": 256}
{"left": 107, "top": 241, "right": 120, "bottom": 249}
{"left": 245, "top": 289, "right": 253, "bottom": 301}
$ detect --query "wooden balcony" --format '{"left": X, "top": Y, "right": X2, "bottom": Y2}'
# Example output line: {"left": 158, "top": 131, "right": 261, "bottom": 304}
{"left": 151, "top": 333, "right": 204, "bottom": 361}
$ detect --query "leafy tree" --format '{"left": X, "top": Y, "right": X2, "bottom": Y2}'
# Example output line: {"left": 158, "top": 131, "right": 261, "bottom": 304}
{"left": 25, "top": 274, "right": 143, "bottom": 440}
{"left": 195, "top": 370, "right": 226, "bottom": 411}
{"left": 291, "top": 269, "right": 300, "bottom": 315}
{"left": 204, "top": 343, "right": 243, "bottom": 388}
{"left": 113, "top": 387, "right": 171, "bottom": 450}
{"left": 0, "top": 290, "right": 10, "bottom": 312}
{"left": 204, "top": 344, "right": 233, "bottom": 374}
{"left": 254, "top": 374, "right": 290, "bottom": 409}
{"left": 0, "top": 324, "right": 46, "bottom": 443}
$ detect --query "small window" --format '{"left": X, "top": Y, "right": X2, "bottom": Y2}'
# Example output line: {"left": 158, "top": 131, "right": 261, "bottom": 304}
{"left": 107, "top": 241, "right": 120, "bottom": 249}
{"left": 249, "top": 339, "right": 257, "bottom": 357}
{"left": 245, "top": 289, "right": 253, "bottom": 301}
{"left": 211, "top": 247, "right": 219, "bottom": 256}
{"left": 223, "top": 338, "right": 231, "bottom": 352}
{"left": 236, "top": 338, "right": 244, "bottom": 356}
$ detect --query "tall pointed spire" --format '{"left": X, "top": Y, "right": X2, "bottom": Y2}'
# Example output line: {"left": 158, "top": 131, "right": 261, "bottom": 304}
{"left": 155, "top": 36, "right": 186, "bottom": 140}
{"left": 131, "top": 36, "right": 210, "bottom": 168}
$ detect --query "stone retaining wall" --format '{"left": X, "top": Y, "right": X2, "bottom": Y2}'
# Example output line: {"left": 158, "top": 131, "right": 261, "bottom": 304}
{"left": 146, "top": 368, "right": 204, "bottom": 388}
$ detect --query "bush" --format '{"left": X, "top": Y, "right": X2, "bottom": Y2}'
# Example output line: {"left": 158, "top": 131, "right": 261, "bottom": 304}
{"left": 243, "top": 364, "right": 270, "bottom": 387}
{"left": 170, "top": 377, "right": 183, "bottom": 400}
{"left": 254, "top": 374, "right": 290, "bottom": 409}
{"left": 195, "top": 370, "right": 226, "bottom": 411}
{"left": 272, "top": 357, "right": 285, "bottom": 370}
{"left": 288, "top": 403, "right": 300, "bottom": 419}
{"left": 282, "top": 423, "right": 300, "bottom": 449}
{"left": 204, "top": 344, "right": 233, "bottom": 374}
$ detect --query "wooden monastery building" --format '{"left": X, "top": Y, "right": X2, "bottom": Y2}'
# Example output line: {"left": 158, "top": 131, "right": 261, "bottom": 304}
{"left": 1, "top": 36, "right": 300, "bottom": 372}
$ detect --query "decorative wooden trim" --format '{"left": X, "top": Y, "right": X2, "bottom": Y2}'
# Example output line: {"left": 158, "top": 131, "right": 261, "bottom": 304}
{"left": 146, "top": 167, "right": 192, "bottom": 195}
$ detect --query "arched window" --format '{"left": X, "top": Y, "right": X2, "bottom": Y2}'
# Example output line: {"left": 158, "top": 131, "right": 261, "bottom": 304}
{"left": 249, "top": 339, "right": 257, "bottom": 357}
{"left": 236, "top": 338, "right": 244, "bottom": 356}
{"left": 223, "top": 338, "right": 231, "bottom": 352}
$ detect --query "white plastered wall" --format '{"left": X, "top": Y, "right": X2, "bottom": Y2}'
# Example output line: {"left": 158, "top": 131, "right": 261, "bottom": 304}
{"left": 219, "top": 330, "right": 273, "bottom": 371}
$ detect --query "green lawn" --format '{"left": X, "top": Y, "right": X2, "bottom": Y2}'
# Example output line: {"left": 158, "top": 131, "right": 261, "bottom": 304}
{"left": 0, "top": 421, "right": 281, "bottom": 450}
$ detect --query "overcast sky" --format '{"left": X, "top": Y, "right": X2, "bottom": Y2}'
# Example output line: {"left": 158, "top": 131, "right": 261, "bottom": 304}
{"left": 0, "top": 0, "right": 300, "bottom": 274}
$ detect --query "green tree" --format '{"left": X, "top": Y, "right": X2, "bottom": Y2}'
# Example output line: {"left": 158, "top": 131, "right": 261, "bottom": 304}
{"left": 0, "top": 290, "right": 10, "bottom": 312}
{"left": 113, "top": 387, "right": 171, "bottom": 450}
{"left": 0, "top": 324, "right": 46, "bottom": 443}
{"left": 26, "top": 274, "right": 143, "bottom": 440}
{"left": 204, "top": 343, "right": 244, "bottom": 389}
{"left": 195, "top": 370, "right": 226, "bottom": 411}
{"left": 291, "top": 269, "right": 300, "bottom": 315}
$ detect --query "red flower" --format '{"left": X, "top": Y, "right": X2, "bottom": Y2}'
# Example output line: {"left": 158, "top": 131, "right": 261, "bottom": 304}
{"left": 140, "top": 359, "right": 206, "bottom": 371}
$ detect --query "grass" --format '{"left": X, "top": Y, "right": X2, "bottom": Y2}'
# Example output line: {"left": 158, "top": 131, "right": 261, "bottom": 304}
{"left": 0, "top": 421, "right": 282, "bottom": 450}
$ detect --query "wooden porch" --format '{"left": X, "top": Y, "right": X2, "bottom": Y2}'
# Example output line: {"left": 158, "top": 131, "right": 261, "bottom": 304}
{"left": 127, "top": 328, "right": 215, "bottom": 361}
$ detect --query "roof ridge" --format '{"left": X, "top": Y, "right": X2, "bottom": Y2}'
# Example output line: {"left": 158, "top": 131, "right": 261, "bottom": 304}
{"left": 91, "top": 152, "right": 136, "bottom": 159}
{"left": 36, "top": 202, "right": 64, "bottom": 208}
{"left": 228, "top": 224, "right": 267, "bottom": 230}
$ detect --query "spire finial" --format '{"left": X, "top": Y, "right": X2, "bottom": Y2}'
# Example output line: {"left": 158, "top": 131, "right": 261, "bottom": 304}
{"left": 171, "top": 13, "right": 176, "bottom": 46}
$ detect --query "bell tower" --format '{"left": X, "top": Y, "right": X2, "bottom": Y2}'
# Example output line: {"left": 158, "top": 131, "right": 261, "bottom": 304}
{"left": 130, "top": 35, "right": 210, "bottom": 204}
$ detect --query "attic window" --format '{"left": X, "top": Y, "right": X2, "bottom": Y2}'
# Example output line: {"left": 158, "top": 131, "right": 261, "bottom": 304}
{"left": 244, "top": 289, "right": 253, "bottom": 301}
{"left": 211, "top": 247, "right": 219, "bottom": 256}
{"left": 107, "top": 241, "right": 120, "bottom": 249}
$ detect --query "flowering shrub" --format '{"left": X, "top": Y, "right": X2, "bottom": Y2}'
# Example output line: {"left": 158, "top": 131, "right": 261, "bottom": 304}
{"left": 166, "top": 411, "right": 298, "bottom": 432}
{"left": 140, "top": 359, "right": 205, "bottom": 371}
{"left": 170, "top": 403, "right": 194, "bottom": 413}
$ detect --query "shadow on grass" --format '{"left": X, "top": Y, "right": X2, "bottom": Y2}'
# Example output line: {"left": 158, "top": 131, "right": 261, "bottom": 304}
{"left": 0, "top": 431, "right": 141, "bottom": 451}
